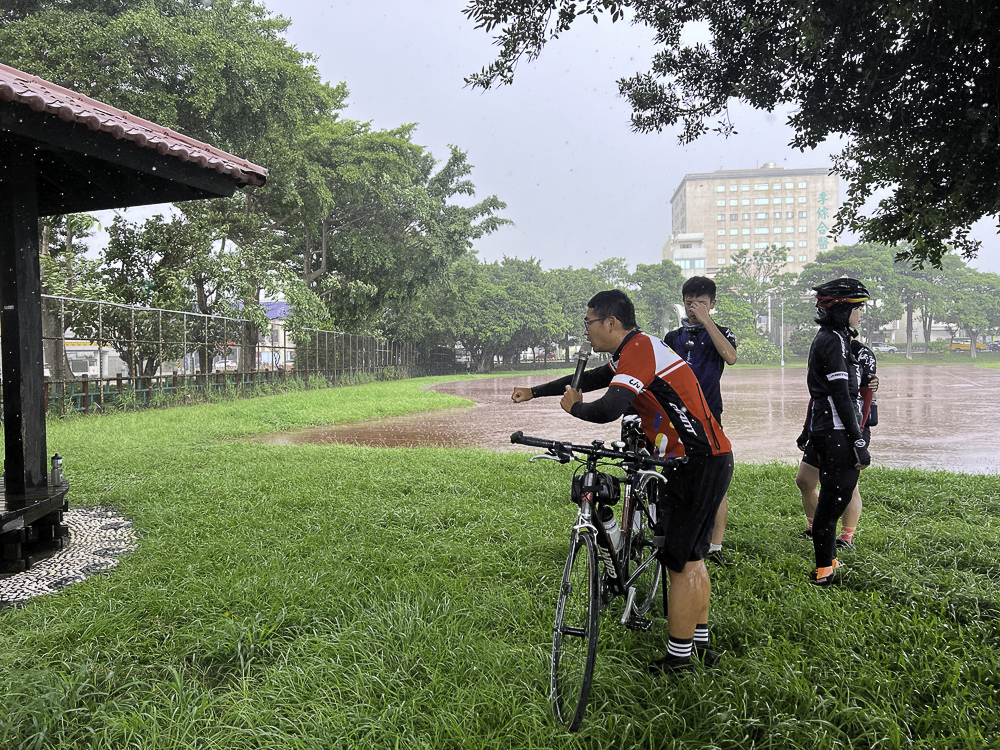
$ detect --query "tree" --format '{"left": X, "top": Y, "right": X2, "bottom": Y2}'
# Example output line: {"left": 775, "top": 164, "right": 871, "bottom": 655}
{"left": 465, "top": 0, "right": 1000, "bottom": 267}
{"left": 713, "top": 246, "right": 797, "bottom": 339}
{"left": 544, "top": 266, "right": 603, "bottom": 358}
{"left": 940, "top": 266, "right": 1000, "bottom": 360}
{"left": 630, "top": 260, "right": 685, "bottom": 335}
{"left": 38, "top": 214, "right": 102, "bottom": 381}
{"left": 797, "top": 244, "right": 904, "bottom": 343}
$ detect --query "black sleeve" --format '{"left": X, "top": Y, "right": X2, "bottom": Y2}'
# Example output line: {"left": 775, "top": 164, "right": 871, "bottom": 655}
{"left": 530, "top": 364, "right": 614, "bottom": 397}
{"left": 829, "top": 378, "right": 864, "bottom": 440}
{"left": 569, "top": 384, "right": 636, "bottom": 423}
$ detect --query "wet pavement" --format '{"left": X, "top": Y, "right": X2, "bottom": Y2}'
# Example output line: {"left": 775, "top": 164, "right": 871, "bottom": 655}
{"left": 254, "top": 365, "right": 1000, "bottom": 474}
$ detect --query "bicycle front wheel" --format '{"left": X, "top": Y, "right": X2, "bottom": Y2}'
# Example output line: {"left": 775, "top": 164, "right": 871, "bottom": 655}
{"left": 624, "top": 491, "right": 661, "bottom": 616}
{"left": 550, "top": 530, "right": 600, "bottom": 732}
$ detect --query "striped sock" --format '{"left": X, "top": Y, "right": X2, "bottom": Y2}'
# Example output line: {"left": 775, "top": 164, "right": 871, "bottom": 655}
{"left": 839, "top": 527, "right": 855, "bottom": 543}
{"left": 693, "top": 624, "right": 709, "bottom": 647}
{"left": 667, "top": 636, "right": 693, "bottom": 659}
{"left": 806, "top": 518, "right": 814, "bottom": 532}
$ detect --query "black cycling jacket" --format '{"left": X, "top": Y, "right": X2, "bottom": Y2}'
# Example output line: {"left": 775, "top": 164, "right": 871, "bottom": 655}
{"left": 806, "top": 326, "right": 864, "bottom": 439}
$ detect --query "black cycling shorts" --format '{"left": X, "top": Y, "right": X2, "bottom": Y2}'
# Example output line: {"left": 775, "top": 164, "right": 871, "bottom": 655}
{"left": 802, "top": 426, "right": 870, "bottom": 469}
{"left": 653, "top": 453, "right": 734, "bottom": 573}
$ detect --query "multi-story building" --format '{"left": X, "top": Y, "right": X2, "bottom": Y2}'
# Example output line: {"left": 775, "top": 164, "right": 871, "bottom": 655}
{"left": 664, "top": 163, "right": 839, "bottom": 278}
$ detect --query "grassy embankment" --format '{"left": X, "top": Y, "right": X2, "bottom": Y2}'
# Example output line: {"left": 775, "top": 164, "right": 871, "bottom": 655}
{"left": 1, "top": 375, "right": 997, "bottom": 749}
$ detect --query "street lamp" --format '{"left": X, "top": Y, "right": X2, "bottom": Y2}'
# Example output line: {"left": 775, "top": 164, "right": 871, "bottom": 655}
{"left": 780, "top": 296, "right": 785, "bottom": 367}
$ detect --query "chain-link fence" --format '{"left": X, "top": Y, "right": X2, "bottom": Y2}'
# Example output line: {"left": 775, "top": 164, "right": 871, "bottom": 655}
{"left": 0, "top": 295, "right": 416, "bottom": 414}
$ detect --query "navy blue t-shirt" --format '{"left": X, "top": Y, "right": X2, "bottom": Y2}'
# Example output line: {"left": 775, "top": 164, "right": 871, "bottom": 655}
{"left": 663, "top": 320, "right": 737, "bottom": 420}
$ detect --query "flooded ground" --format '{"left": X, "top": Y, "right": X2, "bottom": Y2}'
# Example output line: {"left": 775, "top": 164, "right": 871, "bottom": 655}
{"left": 256, "top": 365, "right": 1000, "bottom": 474}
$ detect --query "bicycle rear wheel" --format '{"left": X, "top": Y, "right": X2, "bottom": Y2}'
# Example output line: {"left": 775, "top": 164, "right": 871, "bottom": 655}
{"left": 624, "top": 488, "right": 661, "bottom": 616}
{"left": 550, "top": 530, "right": 600, "bottom": 732}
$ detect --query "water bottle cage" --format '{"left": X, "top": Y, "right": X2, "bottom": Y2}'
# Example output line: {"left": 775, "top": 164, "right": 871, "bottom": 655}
{"left": 571, "top": 472, "right": 621, "bottom": 506}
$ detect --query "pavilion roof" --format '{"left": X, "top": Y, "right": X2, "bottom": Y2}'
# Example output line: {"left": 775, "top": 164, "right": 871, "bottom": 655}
{"left": 0, "top": 62, "right": 267, "bottom": 188}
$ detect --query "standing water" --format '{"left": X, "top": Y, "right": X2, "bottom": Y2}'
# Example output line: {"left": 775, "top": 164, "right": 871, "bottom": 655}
{"left": 254, "top": 365, "right": 1000, "bottom": 474}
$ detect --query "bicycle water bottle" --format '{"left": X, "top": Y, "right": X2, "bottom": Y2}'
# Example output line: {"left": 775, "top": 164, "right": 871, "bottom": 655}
{"left": 597, "top": 506, "right": 624, "bottom": 574}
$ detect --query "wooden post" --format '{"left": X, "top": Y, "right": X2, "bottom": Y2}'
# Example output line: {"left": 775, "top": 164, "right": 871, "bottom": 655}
{"left": 0, "top": 139, "right": 47, "bottom": 494}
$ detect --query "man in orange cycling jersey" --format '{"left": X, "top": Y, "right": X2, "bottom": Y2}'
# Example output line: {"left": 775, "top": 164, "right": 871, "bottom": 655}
{"left": 512, "top": 290, "right": 734, "bottom": 673}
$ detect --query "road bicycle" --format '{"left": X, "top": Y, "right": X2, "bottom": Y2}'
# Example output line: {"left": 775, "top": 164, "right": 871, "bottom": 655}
{"left": 510, "top": 421, "right": 684, "bottom": 732}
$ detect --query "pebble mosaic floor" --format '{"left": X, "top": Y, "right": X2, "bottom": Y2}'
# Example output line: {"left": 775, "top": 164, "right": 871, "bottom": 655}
{"left": 0, "top": 507, "right": 136, "bottom": 608}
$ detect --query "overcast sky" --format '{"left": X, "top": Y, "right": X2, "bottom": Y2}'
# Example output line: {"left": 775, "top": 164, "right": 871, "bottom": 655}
{"left": 108, "top": 0, "right": 1000, "bottom": 275}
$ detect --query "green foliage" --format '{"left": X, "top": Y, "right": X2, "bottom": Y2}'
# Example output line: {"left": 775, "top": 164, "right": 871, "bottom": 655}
{"left": 465, "top": 0, "right": 1000, "bottom": 267}
{"left": 734, "top": 333, "right": 780, "bottom": 365}
{"left": 631, "top": 260, "right": 685, "bottom": 335}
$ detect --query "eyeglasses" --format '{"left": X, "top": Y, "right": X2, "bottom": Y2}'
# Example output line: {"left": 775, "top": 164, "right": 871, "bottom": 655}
{"left": 583, "top": 316, "right": 608, "bottom": 331}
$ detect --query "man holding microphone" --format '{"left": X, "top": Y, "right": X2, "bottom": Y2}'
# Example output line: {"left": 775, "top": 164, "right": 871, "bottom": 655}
{"left": 511, "top": 290, "right": 734, "bottom": 673}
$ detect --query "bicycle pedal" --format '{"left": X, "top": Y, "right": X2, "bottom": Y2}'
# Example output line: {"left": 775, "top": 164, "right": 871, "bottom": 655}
{"left": 622, "top": 616, "right": 653, "bottom": 632}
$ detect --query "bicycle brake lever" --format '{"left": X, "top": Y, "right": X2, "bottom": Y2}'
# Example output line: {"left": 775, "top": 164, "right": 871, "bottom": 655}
{"left": 529, "top": 452, "right": 568, "bottom": 464}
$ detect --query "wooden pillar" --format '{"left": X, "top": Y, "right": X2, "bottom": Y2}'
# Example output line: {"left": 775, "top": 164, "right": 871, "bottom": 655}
{"left": 0, "top": 139, "right": 47, "bottom": 494}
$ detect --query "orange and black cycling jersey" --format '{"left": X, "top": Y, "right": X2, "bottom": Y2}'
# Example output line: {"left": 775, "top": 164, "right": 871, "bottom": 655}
{"left": 530, "top": 330, "right": 731, "bottom": 457}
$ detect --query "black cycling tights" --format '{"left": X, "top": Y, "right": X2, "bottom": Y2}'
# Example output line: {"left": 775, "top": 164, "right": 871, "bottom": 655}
{"left": 811, "top": 432, "right": 862, "bottom": 568}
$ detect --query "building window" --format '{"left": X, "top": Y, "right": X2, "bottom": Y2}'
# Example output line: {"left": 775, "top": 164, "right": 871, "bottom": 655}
{"left": 798, "top": 241, "right": 807, "bottom": 247}
{"left": 739, "top": 199, "right": 748, "bottom": 206}
{"left": 730, "top": 185, "right": 738, "bottom": 191}
{"left": 798, "top": 182, "right": 807, "bottom": 188}
{"left": 799, "top": 255, "right": 807, "bottom": 261}
{"left": 718, "top": 257, "right": 727, "bottom": 264}
{"left": 799, "top": 226, "right": 807, "bottom": 232}
{"left": 755, "top": 242, "right": 769, "bottom": 249}
{"left": 773, "top": 198, "right": 782, "bottom": 205}
{"left": 741, "top": 185, "right": 750, "bottom": 191}
{"left": 717, "top": 229, "right": 726, "bottom": 235}
{"left": 786, "top": 255, "right": 794, "bottom": 262}
{"left": 717, "top": 243, "right": 726, "bottom": 250}
{"left": 755, "top": 212, "right": 768, "bottom": 219}
{"left": 730, "top": 199, "right": 738, "bottom": 206}
{"left": 786, "top": 211, "right": 794, "bottom": 218}
{"left": 730, "top": 243, "right": 739, "bottom": 249}
{"left": 784, "top": 241, "right": 794, "bottom": 247}
{"left": 754, "top": 183, "right": 769, "bottom": 190}
{"left": 799, "top": 211, "right": 807, "bottom": 218}
{"left": 696, "top": 259, "right": 705, "bottom": 268}
{"left": 730, "top": 228, "right": 738, "bottom": 235}
{"left": 680, "top": 244, "right": 692, "bottom": 249}
{"left": 718, "top": 214, "right": 726, "bottom": 221}
{"left": 742, "top": 228, "right": 750, "bottom": 234}
{"left": 742, "top": 243, "right": 750, "bottom": 249}
{"left": 773, "top": 183, "right": 782, "bottom": 190}
{"left": 754, "top": 198, "right": 768, "bottom": 205}
{"left": 775, "top": 227, "right": 784, "bottom": 234}
{"left": 773, "top": 211, "right": 782, "bottom": 219}
{"left": 717, "top": 200, "right": 725, "bottom": 206}
{"left": 785, "top": 197, "right": 794, "bottom": 204}
{"left": 754, "top": 227, "right": 770, "bottom": 234}
{"left": 716, "top": 186, "right": 726, "bottom": 192}
{"left": 798, "top": 197, "right": 807, "bottom": 203}
{"left": 730, "top": 213, "right": 739, "bottom": 221}
{"left": 786, "top": 226, "right": 794, "bottom": 233}
{"left": 785, "top": 182, "right": 794, "bottom": 189}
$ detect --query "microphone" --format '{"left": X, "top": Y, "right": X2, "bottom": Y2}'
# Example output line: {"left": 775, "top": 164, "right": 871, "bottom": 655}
{"left": 570, "top": 342, "right": 592, "bottom": 391}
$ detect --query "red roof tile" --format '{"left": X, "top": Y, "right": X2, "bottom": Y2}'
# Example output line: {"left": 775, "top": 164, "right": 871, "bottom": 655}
{"left": 0, "top": 62, "right": 267, "bottom": 186}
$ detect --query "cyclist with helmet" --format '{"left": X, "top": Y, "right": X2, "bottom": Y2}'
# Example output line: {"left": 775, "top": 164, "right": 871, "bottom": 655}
{"left": 800, "top": 278, "right": 871, "bottom": 586}
{"left": 797, "top": 331, "right": 880, "bottom": 550}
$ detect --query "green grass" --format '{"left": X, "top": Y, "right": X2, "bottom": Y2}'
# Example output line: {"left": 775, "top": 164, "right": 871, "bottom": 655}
{"left": 1, "top": 376, "right": 998, "bottom": 748}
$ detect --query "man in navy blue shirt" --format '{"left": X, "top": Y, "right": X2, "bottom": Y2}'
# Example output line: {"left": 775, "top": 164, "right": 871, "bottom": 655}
{"left": 663, "top": 277, "right": 738, "bottom": 564}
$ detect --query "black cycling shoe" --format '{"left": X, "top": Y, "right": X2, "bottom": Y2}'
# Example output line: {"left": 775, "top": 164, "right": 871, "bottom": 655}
{"left": 836, "top": 537, "right": 856, "bottom": 551}
{"left": 695, "top": 645, "right": 719, "bottom": 667}
{"left": 706, "top": 549, "right": 727, "bottom": 566}
{"left": 646, "top": 654, "right": 694, "bottom": 675}
{"left": 800, "top": 527, "right": 813, "bottom": 539}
